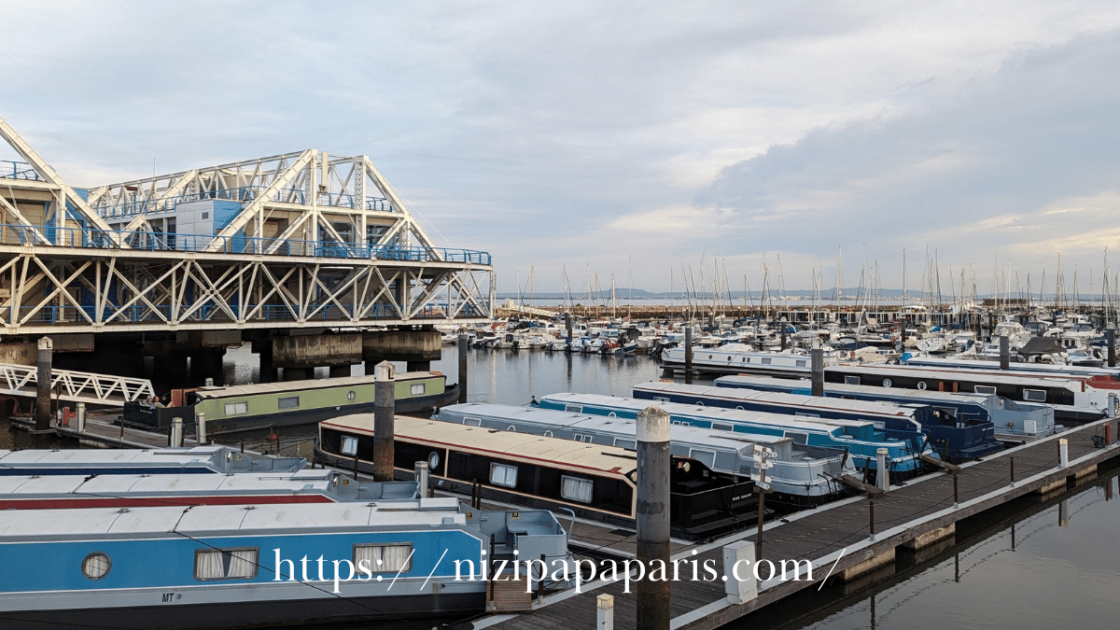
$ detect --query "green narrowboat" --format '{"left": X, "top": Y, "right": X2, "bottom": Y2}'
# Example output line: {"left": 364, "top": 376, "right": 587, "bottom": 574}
{"left": 123, "top": 371, "right": 459, "bottom": 432}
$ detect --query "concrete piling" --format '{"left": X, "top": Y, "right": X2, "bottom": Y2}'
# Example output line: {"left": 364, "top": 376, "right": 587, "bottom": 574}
{"left": 76, "top": 402, "right": 86, "bottom": 433}
{"left": 999, "top": 335, "right": 1010, "bottom": 370}
{"left": 876, "top": 448, "right": 890, "bottom": 491}
{"left": 811, "top": 347, "right": 824, "bottom": 397}
{"left": 1059, "top": 438, "right": 1069, "bottom": 469}
{"left": 35, "top": 337, "right": 52, "bottom": 431}
{"left": 458, "top": 333, "right": 469, "bottom": 404}
{"left": 414, "top": 461, "right": 430, "bottom": 498}
{"left": 197, "top": 412, "right": 208, "bottom": 445}
{"left": 171, "top": 417, "right": 183, "bottom": 448}
{"left": 373, "top": 361, "right": 396, "bottom": 482}
{"left": 636, "top": 405, "right": 671, "bottom": 630}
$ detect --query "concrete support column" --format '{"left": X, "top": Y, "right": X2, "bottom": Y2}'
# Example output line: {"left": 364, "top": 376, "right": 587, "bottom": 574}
{"left": 811, "top": 347, "right": 825, "bottom": 397}
{"left": 364, "top": 360, "right": 379, "bottom": 376}
{"left": 373, "top": 361, "right": 396, "bottom": 482}
{"left": 329, "top": 365, "right": 351, "bottom": 378}
{"left": 406, "top": 360, "right": 430, "bottom": 372}
{"left": 35, "top": 337, "right": 52, "bottom": 431}
{"left": 258, "top": 339, "right": 278, "bottom": 383}
{"left": 636, "top": 405, "right": 671, "bottom": 630}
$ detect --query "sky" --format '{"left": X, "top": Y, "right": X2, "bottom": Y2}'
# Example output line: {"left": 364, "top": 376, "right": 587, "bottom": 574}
{"left": 3, "top": 0, "right": 1120, "bottom": 296}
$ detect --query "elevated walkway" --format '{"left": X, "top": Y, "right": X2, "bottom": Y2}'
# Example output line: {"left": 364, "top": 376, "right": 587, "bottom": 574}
{"left": 0, "top": 362, "right": 154, "bottom": 407}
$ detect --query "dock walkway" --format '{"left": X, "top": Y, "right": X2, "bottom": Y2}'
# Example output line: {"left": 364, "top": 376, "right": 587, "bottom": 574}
{"left": 477, "top": 417, "right": 1120, "bottom": 630}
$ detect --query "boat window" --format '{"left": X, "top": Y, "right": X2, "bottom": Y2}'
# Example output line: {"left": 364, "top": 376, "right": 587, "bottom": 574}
{"left": 560, "top": 475, "right": 594, "bottom": 503}
{"left": 565, "top": 405, "right": 583, "bottom": 413}
{"left": 975, "top": 385, "right": 997, "bottom": 395}
{"left": 614, "top": 438, "right": 636, "bottom": 449}
{"left": 608, "top": 412, "right": 617, "bottom": 418}
{"left": 689, "top": 449, "right": 717, "bottom": 468}
{"left": 224, "top": 402, "right": 248, "bottom": 416}
{"left": 761, "top": 358, "right": 772, "bottom": 365}
{"left": 464, "top": 417, "right": 482, "bottom": 426}
{"left": 278, "top": 396, "right": 300, "bottom": 410}
{"left": 340, "top": 435, "right": 359, "bottom": 456}
{"left": 1023, "top": 389, "right": 1047, "bottom": 402}
{"left": 844, "top": 376, "right": 860, "bottom": 385}
{"left": 81, "top": 552, "right": 111, "bottom": 581}
{"left": 727, "top": 356, "right": 733, "bottom": 361}
{"left": 194, "top": 548, "right": 259, "bottom": 580}
{"left": 490, "top": 463, "right": 518, "bottom": 488}
{"left": 428, "top": 451, "right": 441, "bottom": 471}
{"left": 347, "top": 390, "right": 356, "bottom": 401}
{"left": 353, "top": 544, "right": 412, "bottom": 573}
{"left": 411, "top": 383, "right": 426, "bottom": 396}
{"left": 783, "top": 431, "right": 809, "bottom": 445}
{"left": 796, "top": 360, "right": 807, "bottom": 368}
{"left": 544, "top": 431, "right": 554, "bottom": 438}
{"left": 712, "top": 422, "right": 734, "bottom": 431}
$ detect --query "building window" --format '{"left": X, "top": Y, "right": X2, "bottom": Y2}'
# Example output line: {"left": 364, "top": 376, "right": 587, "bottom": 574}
{"left": 353, "top": 544, "right": 412, "bottom": 574}
{"left": 1023, "top": 389, "right": 1047, "bottom": 402}
{"left": 410, "top": 383, "right": 426, "bottom": 396}
{"left": 278, "top": 396, "right": 300, "bottom": 409}
{"left": 490, "top": 463, "right": 518, "bottom": 488}
{"left": 340, "top": 435, "right": 359, "bottom": 456}
{"left": 195, "top": 548, "right": 258, "bottom": 580}
{"left": 560, "top": 476, "right": 594, "bottom": 503}
{"left": 81, "top": 552, "right": 111, "bottom": 581}
{"left": 224, "top": 402, "right": 248, "bottom": 416}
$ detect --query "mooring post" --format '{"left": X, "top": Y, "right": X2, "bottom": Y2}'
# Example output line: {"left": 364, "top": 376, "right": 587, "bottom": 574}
{"left": 684, "top": 326, "right": 694, "bottom": 385}
{"left": 999, "top": 335, "right": 1010, "bottom": 370}
{"left": 414, "top": 461, "right": 430, "bottom": 498}
{"left": 458, "top": 333, "right": 469, "bottom": 404}
{"left": 869, "top": 499, "right": 876, "bottom": 541}
{"left": 1109, "top": 326, "right": 1117, "bottom": 369}
{"left": 1058, "top": 438, "right": 1069, "bottom": 469}
{"left": 373, "top": 361, "right": 396, "bottom": 481}
{"left": 876, "top": 448, "right": 890, "bottom": 492}
{"left": 171, "top": 417, "right": 183, "bottom": 448}
{"left": 76, "top": 402, "right": 86, "bottom": 433}
{"left": 811, "top": 346, "right": 825, "bottom": 397}
{"left": 1010, "top": 456, "right": 1016, "bottom": 487}
{"left": 197, "top": 412, "right": 207, "bottom": 445}
{"left": 780, "top": 318, "right": 788, "bottom": 351}
{"left": 566, "top": 312, "right": 573, "bottom": 345}
{"left": 35, "top": 337, "right": 53, "bottom": 431}
{"left": 596, "top": 594, "right": 615, "bottom": 630}
{"left": 953, "top": 472, "right": 959, "bottom": 508}
{"left": 636, "top": 405, "right": 671, "bottom": 630}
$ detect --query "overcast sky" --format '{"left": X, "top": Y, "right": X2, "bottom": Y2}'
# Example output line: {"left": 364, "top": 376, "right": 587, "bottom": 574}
{"left": 3, "top": 1, "right": 1120, "bottom": 296}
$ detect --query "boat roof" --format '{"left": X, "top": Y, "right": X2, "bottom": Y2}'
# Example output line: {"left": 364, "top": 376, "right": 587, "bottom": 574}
{"left": 322, "top": 415, "right": 635, "bottom": 476}
{"left": 539, "top": 393, "right": 875, "bottom": 434}
{"left": 438, "top": 402, "right": 798, "bottom": 457}
{"left": 0, "top": 469, "right": 333, "bottom": 496}
{"left": 0, "top": 446, "right": 230, "bottom": 467}
{"left": 635, "top": 381, "right": 921, "bottom": 417}
{"left": 829, "top": 364, "right": 1085, "bottom": 389}
{"left": 903, "top": 356, "right": 1120, "bottom": 379}
{"left": 0, "top": 500, "right": 467, "bottom": 541}
{"left": 714, "top": 375, "right": 997, "bottom": 408}
{"left": 195, "top": 371, "right": 443, "bottom": 399}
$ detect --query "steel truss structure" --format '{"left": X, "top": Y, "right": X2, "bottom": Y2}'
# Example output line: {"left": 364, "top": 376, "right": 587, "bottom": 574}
{"left": 0, "top": 113, "right": 494, "bottom": 335}
{"left": 0, "top": 362, "right": 155, "bottom": 406}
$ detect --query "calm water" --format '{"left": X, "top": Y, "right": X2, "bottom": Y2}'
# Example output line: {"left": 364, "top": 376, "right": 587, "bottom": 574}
{"left": 4, "top": 346, "right": 1119, "bottom": 629}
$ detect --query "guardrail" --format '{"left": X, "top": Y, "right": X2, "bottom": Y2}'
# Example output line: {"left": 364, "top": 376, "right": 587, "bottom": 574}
{"left": 0, "top": 224, "right": 490, "bottom": 264}
{"left": 93, "top": 185, "right": 395, "bottom": 218}
{"left": 0, "top": 160, "right": 40, "bottom": 181}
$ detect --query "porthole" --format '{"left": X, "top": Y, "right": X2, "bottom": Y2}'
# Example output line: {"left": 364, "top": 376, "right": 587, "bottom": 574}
{"left": 917, "top": 381, "right": 927, "bottom": 390}
{"left": 428, "top": 451, "right": 441, "bottom": 471}
{"left": 347, "top": 390, "right": 356, "bottom": 401}
{"left": 82, "top": 552, "right": 111, "bottom": 581}
{"left": 882, "top": 378, "right": 892, "bottom": 388}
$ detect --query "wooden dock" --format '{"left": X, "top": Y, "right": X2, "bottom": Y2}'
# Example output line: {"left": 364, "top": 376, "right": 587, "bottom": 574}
{"left": 474, "top": 417, "right": 1120, "bottom": 630}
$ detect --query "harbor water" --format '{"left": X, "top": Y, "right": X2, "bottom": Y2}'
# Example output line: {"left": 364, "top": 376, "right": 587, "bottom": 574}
{"left": 3, "top": 345, "right": 1119, "bottom": 629}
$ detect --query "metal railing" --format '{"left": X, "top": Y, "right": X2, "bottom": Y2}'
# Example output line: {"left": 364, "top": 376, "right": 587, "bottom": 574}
{"left": 0, "top": 160, "right": 40, "bottom": 181}
{"left": 92, "top": 185, "right": 397, "bottom": 218}
{"left": 0, "top": 224, "right": 490, "bottom": 264}
{"left": 0, "top": 362, "right": 154, "bottom": 406}
{"left": 11, "top": 302, "right": 476, "bottom": 325}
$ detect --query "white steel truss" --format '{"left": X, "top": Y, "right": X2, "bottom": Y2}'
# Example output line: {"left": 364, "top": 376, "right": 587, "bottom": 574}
{"left": 0, "top": 362, "right": 155, "bottom": 407}
{"left": 0, "top": 113, "right": 494, "bottom": 334}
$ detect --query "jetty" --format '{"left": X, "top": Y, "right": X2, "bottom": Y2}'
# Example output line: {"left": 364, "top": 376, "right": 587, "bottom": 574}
{"left": 474, "top": 416, "right": 1119, "bottom": 630}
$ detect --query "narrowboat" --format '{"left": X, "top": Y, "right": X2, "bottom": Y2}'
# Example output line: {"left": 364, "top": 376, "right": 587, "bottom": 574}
{"left": 714, "top": 374, "right": 1058, "bottom": 440}
{"left": 0, "top": 500, "right": 571, "bottom": 629}
{"left": 534, "top": 393, "right": 933, "bottom": 477}
{"left": 633, "top": 381, "right": 1003, "bottom": 463}
{"left": 660, "top": 345, "right": 814, "bottom": 377}
{"left": 0, "top": 469, "right": 422, "bottom": 510}
{"left": 0, "top": 446, "right": 305, "bottom": 476}
{"left": 902, "top": 355, "right": 1120, "bottom": 379}
{"left": 820, "top": 364, "right": 1118, "bottom": 423}
{"left": 317, "top": 414, "right": 760, "bottom": 539}
{"left": 435, "top": 402, "right": 855, "bottom": 505}
{"left": 123, "top": 371, "right": 459, "bottom": 432}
